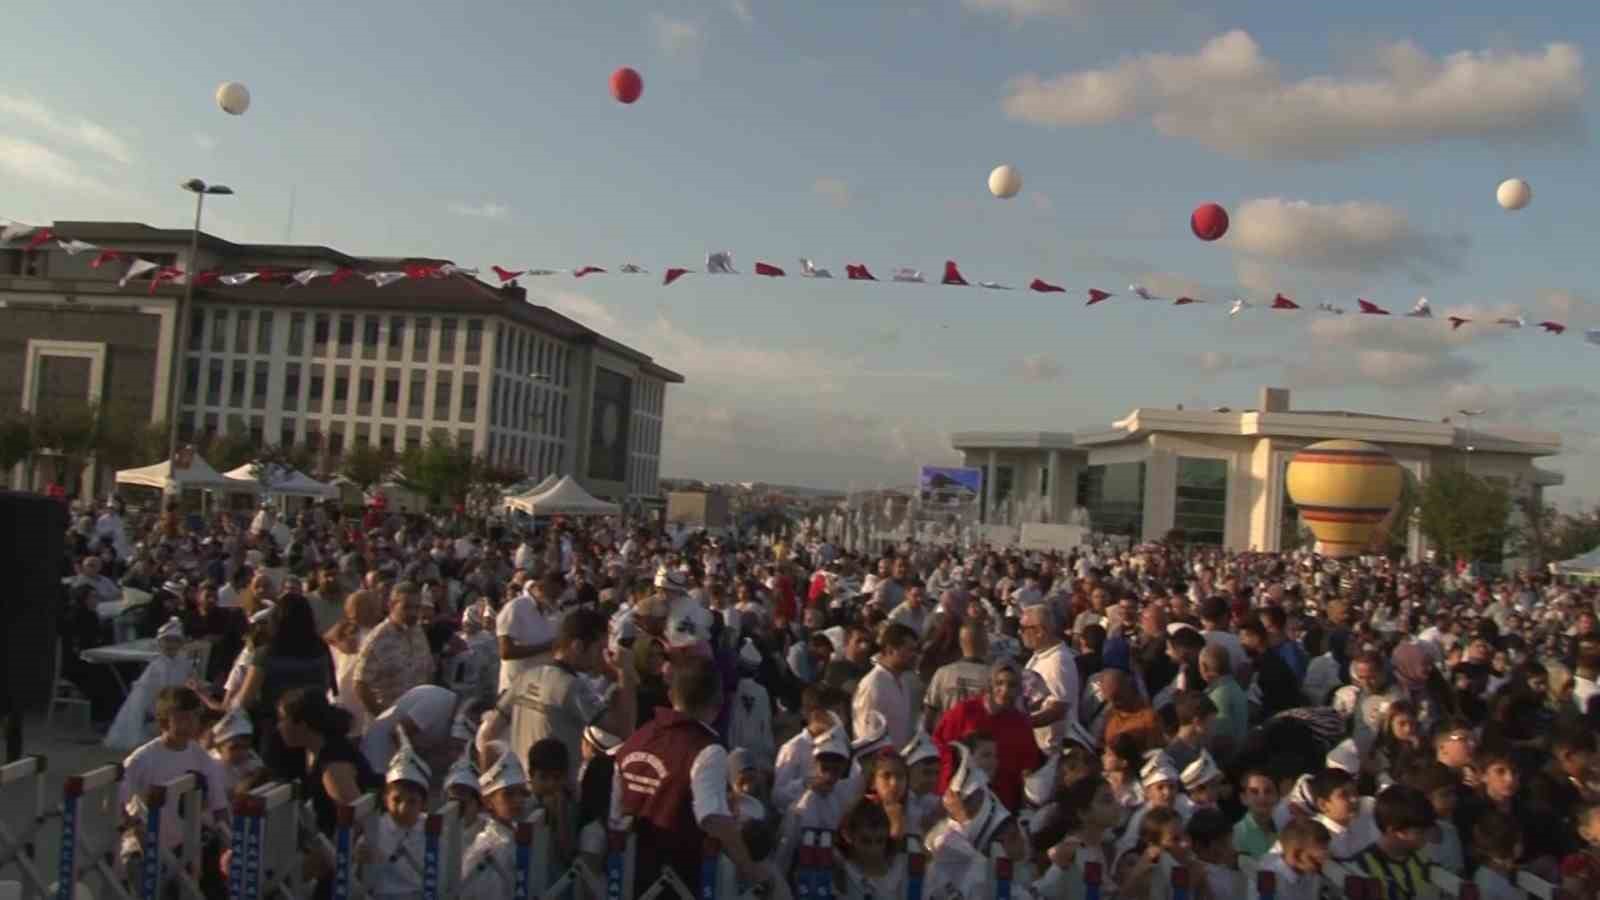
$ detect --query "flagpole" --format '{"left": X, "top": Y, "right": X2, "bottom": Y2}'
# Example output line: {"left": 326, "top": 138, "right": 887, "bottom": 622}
{"left": 167, "top": 179, "right": 234, "bottom": 457}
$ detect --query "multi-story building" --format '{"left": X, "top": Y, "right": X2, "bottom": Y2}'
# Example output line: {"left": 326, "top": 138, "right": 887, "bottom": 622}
{"left": 0, "top": 221, "right": 681, "bottom": 501}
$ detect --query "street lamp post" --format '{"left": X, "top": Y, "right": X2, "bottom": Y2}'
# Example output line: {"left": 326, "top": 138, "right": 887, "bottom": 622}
{"left": 166, "top": 179, "right": 234, "bottom": 457}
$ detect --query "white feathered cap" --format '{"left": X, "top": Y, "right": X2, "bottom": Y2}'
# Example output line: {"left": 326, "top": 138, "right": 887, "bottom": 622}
{"left": 900, "top": 729, "right": 940, "bottom": 767}
{"left": 1325, "top": 738, "right": 1362, "bottom": 775}
{"left": 583, "top": 725, "right": 622, "bottom": 756}
{"left": 964, "top": 788, "right": 1012, "bottom": 850}
{"left": 1274, "top": 774, "right": 1316, "bottom": 830}
{"left": 249, "top": 603, "right": 275, "bottom": 625}
{"left": 156, "top": 617, "right": 185, "bottom": 642}
{"left": 1180, "top": 750, "right": 1222, "bottom": 790}
{"left": 738, "top": 638, "right": 762, "bottom": 667}
{"left": 1024, "top": 756, "right": 1060, "bottom": 807}
{"left": 444, "top": 753, "right": 481, "bottom": 796}
{"left": 480, "top": 747, "right": 529, "bottom": 795}
{"left": 386, "top": 730, "right": 432, "bottom": 789}
{"left": 1140, "top": 750, "right": 1179, "bottom": 788}
{"left": 812, "top": 727, "right": 850, "bottom": 760}
{"left": 948, "top": 741, "right": 990, "bottom": 798}
{"left": 211, "top": 709, "right": 253, "bottom": 743}
{"left": 851, "top": 709, "right": 891, "bottom": 757}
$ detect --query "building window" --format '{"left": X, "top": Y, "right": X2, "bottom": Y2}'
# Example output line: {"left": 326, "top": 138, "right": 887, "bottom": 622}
{"left": 235, "top": 311, "right": 252, "bottom": 354}
{"left": 357, "top": 369, "right": 374, "bottom": 415}
{"left": 404, "top": 426, "right": 422, "bottom": 452}
{"left": 457, "top": 429, "right": 472, "bottom": 450}
{"left": 333, "top": 367, "right": 349, "bottom": 414}
{"left": 408, "top": 371, "right": 426, "bottom": 419}
{"left": 183, "top": 359, "right": 200, "bottom": 405}
{"left": 414, "top": 317, "right": 431, "bottom": 360}
{"left": 465, "top": 319, "right": 482, "bottom": 365}
{"left": 248, "top": 416, "right": 264, "bottom": 447}
{"left": 1082, "top": 462, "right": 1147, "bottom": 540}
{"left": 251, "top": 361, "right": 269, "bottom": 409}
{"left": 188, "top": 310, "right": 205, "bottom": 351}
{"left": 355, "top": 422, "right": 371, "bottom": 448}
{"left": 489, "top": 379, "right": 500, "bottom": 428}
{"left": 336, "top": 315, "right": 354, "bottom": 358}
{"left": 495, "top": 330, "right": 506, "bottom": 369}
{"left": 383, "top": 370, "right": 400, "bottom": 417}
{"left": 1174, "top": 457, "right": 1228, "bottom": 546}
{"left": 288, "top": 313, "right": 305, "bottom": 355}
{"left": 308, "top": 365, "right": 325, "bottom": 414}
{"left": 379, "top": 424, "right": 395, "bottom": 453}
{"left": 328, "top": 423, "right": 345, "bottom": 458}
{"left": 460, "top": 372, "right": 478, "bottom": 423}
{"left": 361, "top": 316, "right": 379, "bottom": 360}
{"left": 283, "top": 363, "right": 301, "bottom": 411}
{"left": 438, "top": 318, "right": 457, "bottom": 364}
{"left": 313, "top": 314, "right": 330, "bottom": 356}
{"left": 203, "top": 412, "right": 219, "bottom": 439}
{"left": 205, "top": 359, "right": 223, "bottom": 406}
{"left": 256, "top": 311, "right": 273, "bottom": 355}
{"left": 280, "top": 418, "right": 297, "bottom": 448}
{"left": 211, "top": 310, "right": 229, "bottom": 352}
{"left": 229, "top": 360, "right": 247, "bottom": 406}
{"left": 434, "top": 372, "right": 452, "bottom": 421}
{"left": 306, "top": 421, "right": 321, "bottom": 453}
{"left": 1040, "top": 466, "right": 1050, "bottom": 497}
{"left": 388, "top": 317, "right": 406, "bottom": 358}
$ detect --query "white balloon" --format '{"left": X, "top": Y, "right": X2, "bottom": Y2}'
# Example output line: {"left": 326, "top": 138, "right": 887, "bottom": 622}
{"left": 216, "top": 82, "right": 251, "bottom": 116}
{"left": 1496, "top": 177, "right": 1530, "bottom": 211}
{"left": 988, "top": 164, "right": 1021, "bottom": 199}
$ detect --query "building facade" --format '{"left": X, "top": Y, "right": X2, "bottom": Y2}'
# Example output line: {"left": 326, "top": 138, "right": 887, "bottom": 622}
{"left": 952, "top": 387, "right": 1563, "bottom": 560}
{"left": 1, "top": 221, "right": 681, "bottom": 501}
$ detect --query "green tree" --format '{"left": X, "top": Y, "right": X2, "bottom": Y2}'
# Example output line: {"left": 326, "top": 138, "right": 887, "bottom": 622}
{"left": 256, "top": 442, "right": 319, "bottom": 479}
{"left": 30, "top": 400, "right": 100, "bottom": 489}
{"left": 396, "top": 430, "right": 476, "bottom": 508}
{"left": 465, "top": 457, "right": 525, "bottom": 516}
{"left": 196, "top": 418, "right": 260, "bottom": 474}
{"left": 93, "top": 402, "right": 171, "bottom": 474}
{"left": 1418, "top": 467, "right": 1513, "bottom": 564}
{"left": 339, "top": 443, "right": 394, "bottom": 493}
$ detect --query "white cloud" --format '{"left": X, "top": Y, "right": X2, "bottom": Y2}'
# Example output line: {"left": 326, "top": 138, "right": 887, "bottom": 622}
{"left": 812, "top": 177, "right": 851, "bottom": 209}
{"left": 1541, "top": 289, "right": 1590, "bottom": 318}
{"left": 652, "top": 14, "right": 705, "bottom": 59}
{"left": 448, "top": 201, "right": 509, "bottom": 219}
{"left": 0, "top": 93, "right": 134, "bottom": 165}
{"left": 193, "top": 133, "right": 218, "bottom": 153}
{"left": 963, "top": 0, "right": 1147, "bottom": 19}
{"left": 1018, "top": 354, "right": 1064, "bottom": 381}
{"left": 1229, "top": 197, "right": 1466, "bottom": 278}
{"left": 1283, "top": 349, "right": 1480, "bottom": 389}
{"left": 1001, "top": 32, "right": 1585, "bottom": 160}
{"left": 0, "top": 136, "right": 113, "bottom": 194}
{"left": 542, "top": 290, "right": 621, "bottom": 333}
{"left": 728, "top": 0, "right": 753, "bottom": 24}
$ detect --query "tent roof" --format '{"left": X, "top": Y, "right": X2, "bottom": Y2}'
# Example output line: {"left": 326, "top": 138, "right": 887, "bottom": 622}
{"left": 509, "top": 475, "right": 619, "bottom": 517}
{"left": 505, "top": 474, "right": 559, "bottom": 501}
{"left": 1556, "top": 546, "right": 1600, "bottom": 574}
{"left": 223, "top": 463, "right": 338, "bottom": 499}
{"left": 116, "top": 454, "right": 243, "bottom": 492}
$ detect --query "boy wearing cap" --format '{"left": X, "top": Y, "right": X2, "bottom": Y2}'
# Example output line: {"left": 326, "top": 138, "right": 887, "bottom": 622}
{"left": 208, "top": 708, "right": 266, "bottom": 800}
{"left": 461, "top": 749, "right": 534, "bottom": 900}
{"left": 358, "top": 733, "right": 432, "bottom": 900}
{"left": 775, "top": 726, "right": 853, "bottom": 872}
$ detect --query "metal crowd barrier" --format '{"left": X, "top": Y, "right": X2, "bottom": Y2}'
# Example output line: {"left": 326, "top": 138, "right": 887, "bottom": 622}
{"left": 57, "top": 764, "right": 134, "bottom": 900}
{"left": 135, "top": 771, "right": 211, "bottom": 900}
{"left": 0, "top": 757, "right": 52, "bottom": 900}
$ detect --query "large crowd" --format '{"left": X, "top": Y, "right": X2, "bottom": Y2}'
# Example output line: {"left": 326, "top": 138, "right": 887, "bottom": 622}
{"left": 54, "top": 495, "right": 1600, "bottom": 900}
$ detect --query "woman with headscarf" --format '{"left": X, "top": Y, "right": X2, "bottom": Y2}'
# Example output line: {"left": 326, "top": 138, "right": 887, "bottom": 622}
{"left": 1391, "top": 640, "right": 1452, "bottom": 734}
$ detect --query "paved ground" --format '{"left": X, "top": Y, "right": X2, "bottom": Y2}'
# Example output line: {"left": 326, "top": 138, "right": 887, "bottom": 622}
{"left": 3, "top": 714, "right": 126, "bottom": 897}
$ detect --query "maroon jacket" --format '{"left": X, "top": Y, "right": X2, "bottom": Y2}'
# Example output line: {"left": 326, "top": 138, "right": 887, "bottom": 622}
{"left": 615, "top": 706, "right": 720, "bottom": 888}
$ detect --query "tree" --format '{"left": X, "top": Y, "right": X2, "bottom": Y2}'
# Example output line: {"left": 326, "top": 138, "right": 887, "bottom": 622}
{"left": 195, "top": 419, "right": 259, "bottom": 474}
{"left": 1368, "top": 467, "right": 1420, "bottom": 559}
{"left": 0, "top": 414, "right": 31, "bottom": 487}
{"left": 256, "top": 442, "right": 319, "bottom": 479}
{"left": 30, "top": 400, "right": 100, "bottom": 490}
{"left": 339, "top": 443, "right": 393, "bottom": 493}
{"left": 465, "top": 457, "right": 525, "bottom": 516}
{"left": 395, "top": 430, "right": 476, "bottom": 508}
{"left": 93, "top": 401, "right": 170, "bottom": 474}
{"left": 1417, "top": 467, "right": 1513, "bottom": 564}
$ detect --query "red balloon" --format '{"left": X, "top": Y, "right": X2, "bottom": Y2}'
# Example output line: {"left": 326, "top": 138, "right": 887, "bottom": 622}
{"left": 1191, "top": 203, "right": 1229, "bottom": 241}
{"left": 610, "top": 67, "right": 643, "bottom": 104}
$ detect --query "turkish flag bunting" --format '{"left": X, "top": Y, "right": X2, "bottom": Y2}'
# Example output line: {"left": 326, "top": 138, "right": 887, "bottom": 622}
{"left": 492, "top": 266, "right": 524, "bottom": 283}
{"left": 256, "top": 267, "right": 285, "bottom": 283}
{"left": 330, "top": 267, "right": 360, "bottom": 286}
{"left": 1086, "top": 289, "right": 1112, "bottom": 305}
{"left": 754, "top": 262, "right": 786, "bottom": 277}
{"left": 1539, "top": 321, "right": 1567, "bottom": 334}
{"left": 405, "top": 264, "right": 441, "bottom": 280}
{"left": 192, "top": 270, "right": 222, "bottom": 287}
{"left": 1447, "top": 316, "right": 1471, "bottom": 330}
{"left": 148, "top": 267, "right": 184, "bottom": 295}
{"left": 90, "top": 250, "right": 123, "bottom": 269}
{"left": 663, "top": 268, "right": 690, "bottom": 286}
{"left": 24, "top": 228, "right": 55, "bottom": 251}
{"left": 1357, "top": 298, "right": 1390, "bottom": 315}
{"left": 846, "top": 264, "right": 877, "bottom": 281}
{"left": 1029, "top": 278, "right": 1065, "bottom": 293}
{"left": 942, "top": 261, "right": 969, "bottom": 286}
{"left": 1174, "top": 297, "right": 1202, "bottom": 306}
{"left": 1271, "top": 294, "right": 1300, "bottom": 310}
{"left": 573, "top": 266, "right": 606, "bottom": 278}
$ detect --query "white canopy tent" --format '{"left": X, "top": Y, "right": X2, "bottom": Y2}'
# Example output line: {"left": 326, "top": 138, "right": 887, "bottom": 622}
{"left": 502, "top": 474, "right": 560, "bottom": 512}
{"left": 116, "top": 454, "right": 245, "bottom": 494}
{"left": 1556, "top": 547, "right": 1600, "bottom": 579}
{"left": 505, "top": 475, "right": 619, "bottom": 517}
{"left": 223, "top": 463, "right": 338, "bottom": 499}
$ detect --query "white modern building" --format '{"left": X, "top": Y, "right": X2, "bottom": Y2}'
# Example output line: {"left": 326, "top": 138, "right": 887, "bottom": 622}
{"left": 952, "top": 387, "right": 1564, "bottom": 559}
{"left": 1, "top": 221, "right": 681, "bottom": 501}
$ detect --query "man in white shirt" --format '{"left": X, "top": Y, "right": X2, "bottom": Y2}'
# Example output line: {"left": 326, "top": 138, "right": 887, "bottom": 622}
{"left": 497, "top": 574, "right": 557, "bottom": 693}
{"left": 887, "top": 583, "right": 932, "bottom": 638}
{"left": 1021, "top": 603, "right": 1080, "bottom": 752}
{"left": 852, "top": 623, "right": 919, "bottom": 750}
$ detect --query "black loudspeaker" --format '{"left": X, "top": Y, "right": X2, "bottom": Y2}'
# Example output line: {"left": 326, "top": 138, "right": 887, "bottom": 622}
{"left": 0, "top": 491, "right": 68, "bottom": 715}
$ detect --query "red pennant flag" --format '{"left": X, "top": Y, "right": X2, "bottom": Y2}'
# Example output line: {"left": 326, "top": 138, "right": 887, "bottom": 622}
{"left": 1271, "top": 294, "right": 1301, "bottom": 310}
{"left": 663, "top": 267, "right": 690, "bottom": 286}
{"left": 24, "top": 228, "right": 55, "bottom": 251}
{"left": 256, "top": 267, "right": 286, "bottom": 283}
{"left": 573, "top": 266, "right": 606, "bottom": 278}
{"left": 1357, "top": 298, "right": 1390, "bottom": 315}
{"left": 192, "top": 269, "right": 221, "bottom": 287}
{"left": 846, "top": 263, "right": 877, "bottom": 281}
{"left": 1174, "top": 296, "right": 1201, "bottom": 306}
{"left": 754, "top": 261, "right": 786, "bottom": 277}
{"left": 1029, "top": 278, "right": 1065, "bottom": 293}
{"left": 90, "top": 250, "right": 123, "bottom": 269}
{"left": 330, "top": 267, "right": 360, "bottom": 286}
{"left": 148, "top": 266, "right": 184, "bottom": 295}
{"left": 941, "top": 260, "right": 969, "bottom": 286}
{"left": 404, "top": 263, "right": 442, "bottom": 280}
{"left": 492, "top": 266, "right": 524, "bottom": 283}
{"left": 1086, "top": 288, "right": 1112, "bottom": 306}
{"left": 1539, "top": 321, "right": 1567, "bottom": 334}
{"left": 1447, "top": 316, "right": 1470, "bottom": 330}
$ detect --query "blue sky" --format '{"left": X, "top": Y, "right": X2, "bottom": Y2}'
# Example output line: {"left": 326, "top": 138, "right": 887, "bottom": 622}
{"left": 4, "top": 1, "right": 1600, "bottom": 500}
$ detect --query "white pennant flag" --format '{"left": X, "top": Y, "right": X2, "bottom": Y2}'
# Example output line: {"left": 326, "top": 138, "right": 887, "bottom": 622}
{"left": 980, "top": 281, "right": 1012, "bottom": 290}
{"left": 800, "top": 259, "right": 832, "bottom": 278}
{"left": 1495, "top": 316, "right": 1525, "bottom": 329}
{"left": 619, "top": 263, "right": 647, "bottom": 274}
{"left": 58, "top": 239, "right": 98, "bottom": 255}
{"left": 891, "top": 267, "right": 924, "bottom": 283}
{"left": 439, "top": 264, "right": 479, "bottom": 277}
{"left": 219, "top": 272, "right": 260, "bottom": 287}
{"left": 527, "top": 268, "right": 561, "bottom": 276}
{"left": 291, "top": 267, "right": 335, "bottom": 287}
{"left": 367, "top": 271, "right": 407, "bottom": 288}
{"left": 705, "top": 251, "right": 737, "bottom": 274}
{"left": 1585, "top": 329, "right": 1600, "bottom": 347}
{"left": 1407, "top": 297, "right": 1432, "bottom": 318}
{"left": 0, "top": 220, "right": 37, "bottom": 242}
{"left": 1316, "top": 302, "right": 1345, "bottom": 315}
{"left": 118, "top": 259, "right": 159, "bottom": 287}
{"left": 1228, "top": 298, "right": 1250, "bottom": 317}
{"left": 1130, "top": 283, "right": 1160, "bottom": 301}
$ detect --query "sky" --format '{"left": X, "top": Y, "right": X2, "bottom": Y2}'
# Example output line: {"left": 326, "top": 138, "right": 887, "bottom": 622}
{"left": 4, "top": 1, "right": 1600, "bottom": 502}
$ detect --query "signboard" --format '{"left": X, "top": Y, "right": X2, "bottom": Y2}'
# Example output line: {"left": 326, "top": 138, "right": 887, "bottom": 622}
{"left": 587, "top": 368, "right": 632, "bottom": 483}
{"left": 917, "top": 466, "right": 983, "bottom": 510}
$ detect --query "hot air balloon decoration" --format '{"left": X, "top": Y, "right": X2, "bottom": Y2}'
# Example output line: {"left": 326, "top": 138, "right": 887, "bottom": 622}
{"left": 1285, "top": 440, "right": 1404, "bottom": 558}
